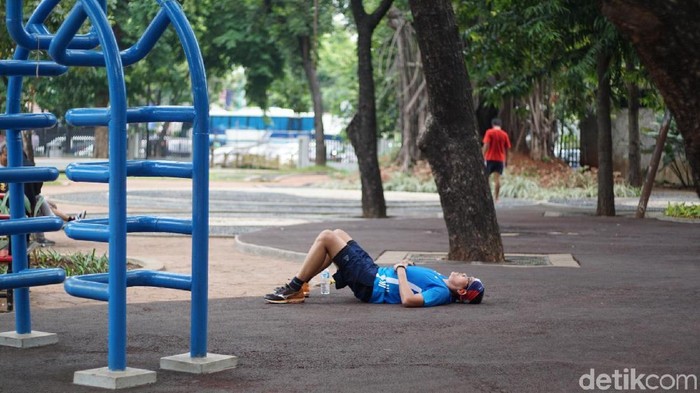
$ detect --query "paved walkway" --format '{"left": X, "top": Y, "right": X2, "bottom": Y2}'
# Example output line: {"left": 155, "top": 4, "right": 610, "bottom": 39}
{"left": 1, "top": 177, "right": 698, "bottom": 392}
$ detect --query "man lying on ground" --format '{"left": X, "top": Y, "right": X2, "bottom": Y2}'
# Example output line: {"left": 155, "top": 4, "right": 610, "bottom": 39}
{"left": 264, "top": 229, "right": 484, "bottom": 307}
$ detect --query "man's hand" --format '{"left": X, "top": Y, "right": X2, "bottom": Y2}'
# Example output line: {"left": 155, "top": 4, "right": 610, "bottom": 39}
{"left": 393, "top": 260, "right": 423, "bottom": 307}
{"left": 394, "top": 259, "right": 413, "bottom": 271}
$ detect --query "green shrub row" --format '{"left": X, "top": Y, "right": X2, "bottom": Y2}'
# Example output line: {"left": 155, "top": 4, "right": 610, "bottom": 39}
{"left": 664, "top": 202, "right": 700, "bottom": 218}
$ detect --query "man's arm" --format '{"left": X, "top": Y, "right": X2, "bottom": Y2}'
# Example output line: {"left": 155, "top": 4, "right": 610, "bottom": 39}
{"left": 482, "top": 143, "right": 489, "bottom": 158}
{"left": 393, "top": 262, "right": 424, "bottom": 307}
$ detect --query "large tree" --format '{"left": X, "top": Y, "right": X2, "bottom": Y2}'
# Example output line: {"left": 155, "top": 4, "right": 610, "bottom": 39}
{"left": 601, "top": 1, "right": 700, "bottom": 197}
{"left": 408, "top": 0, "right": 504, "bottom": 262}
{"left": 348, "top": 0, "right": 393, "bottom": 218}
{"left": 595, "top": 49, "right": 615, "bottom": 216}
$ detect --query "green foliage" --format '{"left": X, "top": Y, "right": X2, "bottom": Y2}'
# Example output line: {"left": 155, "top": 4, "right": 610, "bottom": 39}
{"left": 499, "top": 176, "right": 541, "bottom": 199}
{"left": 383, "top": 172, "right": 437, "bottom": 193}
{"left": 318, "top": 28, "right": 358, "bottom": 117}
{"left": 30, "top": 248, "right": 109, "bottom": 277}
{"left": 499, "top": 170, "right": 640, "bottom": 200}
{"left": 0, "top": 249, "right": 113, "bottom": 276}
{"left": 664, "top": 202, "right": 700, "bottom": 219}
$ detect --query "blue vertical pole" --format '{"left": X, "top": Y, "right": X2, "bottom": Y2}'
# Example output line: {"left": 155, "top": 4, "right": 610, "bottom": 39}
{"left": 159, "top": 0, "right": 209, "bottom": 358}
{"left": 5, "top": 44, "right": 31, "bottom": 334}
{"left": 82, "top": 0, "right": 128, "bottom": 371}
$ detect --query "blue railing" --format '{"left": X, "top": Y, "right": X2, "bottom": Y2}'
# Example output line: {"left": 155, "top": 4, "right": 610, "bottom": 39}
{"left": 2, "top": 0, "right": 231, "bottom": 385}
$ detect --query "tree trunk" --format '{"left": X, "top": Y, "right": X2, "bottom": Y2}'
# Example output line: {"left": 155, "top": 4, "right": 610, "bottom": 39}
{"left": 626, "top": 61, "right": 642, "bottom": 187}
{"left": 527, "top": 79, "right": 556, "bottom": 160}
{"left": 299, "top": 35, "right": 326, "bottom": 166}
{"left": 155, "top": 122, "right": 170, "bottom": 157}
{"left": 596, "top": 51, "right": 615, "bottom": 216}
{"left": 636, "top": 111, "right": 671, "bottom": 218}
{"left": 21, "top": 131, "right": 34, "bottom": 164}
{"left": 601, "top": 1, "right": 700, "bottom": 197}
{"left": 408, "top": 0, "right": 504, "bottom": 262}
{"left": 579, "top": 110, "right": 598, "bottom": 168}
{"left": 349, "top": 0, "right": 393, "bottom": 218}
{"left": 94, "top": 93, "right": 109, "bottom": 158}
{"left": 93, "top": 127, "right": 108, "bottom": 158}
{"left": 387, "top": 7, "right": 426, "bottom": 172}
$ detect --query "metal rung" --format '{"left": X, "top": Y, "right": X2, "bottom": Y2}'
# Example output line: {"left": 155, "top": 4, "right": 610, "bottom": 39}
{"left": 0, "top": 216, "right": 64, "bottom": 236}
{"left": 66, "top": 106, "right": 196, "bottom": 126}
{"left": 64, "top": 216, "right": 192, "bottom": 242}
{"left": 65, "top": 160, "right": 193, "bottom": 183}
{"left": 0, "top": 113, "right": 57, "bottom": 129}
{"left": 0, "top": 268, "right": 65, "bottom": 290}
{"left": 64, "top": 270, "right": 192, "bottom": 301}
{"left": 0, "top": 167, "right": 60, "bottom": 183}
{"left": 0, "top": 60, "right": 68, "bottom": 76}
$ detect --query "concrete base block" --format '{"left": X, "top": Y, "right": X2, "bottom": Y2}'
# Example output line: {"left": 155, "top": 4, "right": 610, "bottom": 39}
{"left": 0, "top": 331, "right": 58, "bottom": 348}
{"left": 160, "top": 352, "right": 238, "bottom": 374}
{"left": 73, "top": 367, "right": 157, "bottom": 390}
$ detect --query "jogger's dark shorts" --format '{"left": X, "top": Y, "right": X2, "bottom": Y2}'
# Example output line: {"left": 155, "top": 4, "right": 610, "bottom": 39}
{"left": 332, "top": 240, "right": 378, "bottom": 302}
{"left": 485, "top": 160, "right": 505, "bottom": 175}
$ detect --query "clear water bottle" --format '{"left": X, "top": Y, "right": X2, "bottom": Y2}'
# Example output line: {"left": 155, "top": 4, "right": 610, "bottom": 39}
{"left": 320, "top": 268, "right": 331, "bottom": 295}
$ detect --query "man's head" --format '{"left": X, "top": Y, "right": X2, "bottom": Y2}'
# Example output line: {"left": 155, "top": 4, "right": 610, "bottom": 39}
{"left": 491, "top": 118, "right": 502, "bottom": 127}
{"left": 457, "top": 278, "right": 484, "bottom": 304}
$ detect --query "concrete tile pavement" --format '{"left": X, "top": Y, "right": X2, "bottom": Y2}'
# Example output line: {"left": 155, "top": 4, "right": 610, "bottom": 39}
{"left": 27, "top": 231, "right": 303, "bottom": 310}
{"left": 1, "top": 174, "right": 698, "bottom": 392}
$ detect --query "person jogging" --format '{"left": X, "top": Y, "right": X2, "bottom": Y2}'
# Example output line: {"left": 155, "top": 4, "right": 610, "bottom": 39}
{"left": 482, "top": 118, "right": 512, "bottom": 202}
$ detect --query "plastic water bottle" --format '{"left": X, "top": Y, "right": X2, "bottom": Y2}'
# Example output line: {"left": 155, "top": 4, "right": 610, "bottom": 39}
{"left": 320, "top": 268, "right": 331, "bottom": 295}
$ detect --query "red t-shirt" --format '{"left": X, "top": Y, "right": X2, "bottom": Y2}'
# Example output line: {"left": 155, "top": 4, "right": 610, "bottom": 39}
{"left": 482, "top": 127, "right": 511, "bottom": 162}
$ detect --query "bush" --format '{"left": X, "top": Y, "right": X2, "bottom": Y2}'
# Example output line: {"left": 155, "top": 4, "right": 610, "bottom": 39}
{"left": 383, "top": 172, "right": 437, "bottom": 193}
{"left": 664, "top": 202, "right": 700, "bottom": 218}
{"left": 30, "top": 249, "right": 110, "bottom": 276}
{"left": 1, "top": 249, "right": 109, "bottom": 276}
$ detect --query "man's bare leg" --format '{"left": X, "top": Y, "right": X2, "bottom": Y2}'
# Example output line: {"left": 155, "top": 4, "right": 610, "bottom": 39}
{"left": 265, "top": 229, "right": 352, "bottom": 303}
{"left": 493, "top": 172, "right": 501, "bottom": 202}
{"left": 296, "top": 229, "right": 350, "bottom": 281}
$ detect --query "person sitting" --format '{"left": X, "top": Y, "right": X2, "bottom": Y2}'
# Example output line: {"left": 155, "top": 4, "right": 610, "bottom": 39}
{"left": 264, "top": 229, "right": 485, "bottom": 307}
{"left": 0, "top": 143, "right": 86, "bottom": 246}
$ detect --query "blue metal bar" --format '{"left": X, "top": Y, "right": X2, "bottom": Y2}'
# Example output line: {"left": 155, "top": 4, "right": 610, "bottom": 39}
{"left": 0, "top": 166, "right": 60, "bottom": 183}
{"left": 0, "top": 113, "right": 56, "bottom": 129}
{"left": 6, "top": 0, "right": 101, "bottom": 50}
{"left": 0, "top": 216, "right": 64, "bottom": 236}
{"left": 81, "top": 0, "right": 129, "bottom": 372}
{"left": 65, "top": 160, "right": 193, "bottom": 182}
{"left": 3, "top": 14, "right": 69, "bottom": 334}
{"left": 64, "top": 270, "right": 192, "bottom": 301}
{"left": 64, "top": 217, "right": 192, "bottom": 242}
{"left": 5, "top": 44, "right": 32, "bottom": 334}
{"left": 63, "top": 274, "right": 110, "bottom": 301}
{"left": 62, "top": 222, "right": 109, "bottom": 242}
{"left": 49, "top": 5, "right": 171, "bottom": 67}
{"left": 0, "top": 60, "right": 67, "bottom": 76}
{"left": 0, "top": 269, "right": 66, "bottom": 290}
{"left": 159, "top": 0, "right": 210, "bottom": 358}
{"left": 66, "top": 106, "right": 196, "bottom": 126}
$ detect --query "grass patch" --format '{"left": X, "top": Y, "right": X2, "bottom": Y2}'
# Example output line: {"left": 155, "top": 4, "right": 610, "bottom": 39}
{"left": 0, "top": 249, "right": 138, "bottom": 276}
{"left": 664, "top": 202, "right": 700, "bottom": 218}
{"left": 209, "top": 166, "right": 346, "bottom": 182}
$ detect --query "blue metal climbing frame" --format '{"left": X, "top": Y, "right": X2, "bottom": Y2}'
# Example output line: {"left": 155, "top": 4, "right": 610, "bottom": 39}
{"left": 2, "top": 0, "right": 227, "bottom": 381}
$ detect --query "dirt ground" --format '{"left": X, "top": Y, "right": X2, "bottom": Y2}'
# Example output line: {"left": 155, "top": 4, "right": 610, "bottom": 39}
{"left": 22, "top": 175, "right": 329, "bottom": 310}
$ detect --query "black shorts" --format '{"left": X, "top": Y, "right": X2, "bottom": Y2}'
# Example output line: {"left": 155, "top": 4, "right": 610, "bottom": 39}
{"left": 485, "top": 160, "right": 505, "bottom": 175}
{"left": 332, "top": 240, "right": 378, "bottom": 302}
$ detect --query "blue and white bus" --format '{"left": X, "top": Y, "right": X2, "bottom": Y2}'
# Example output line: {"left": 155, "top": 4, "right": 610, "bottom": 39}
{"left": 209, "top": 107, "right": 316, "bottom": 146}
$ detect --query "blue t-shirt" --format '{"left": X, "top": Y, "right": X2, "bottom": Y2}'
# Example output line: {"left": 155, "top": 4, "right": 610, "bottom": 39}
{"left": 369, "top": 266, "right": 453, "bottom": 307}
